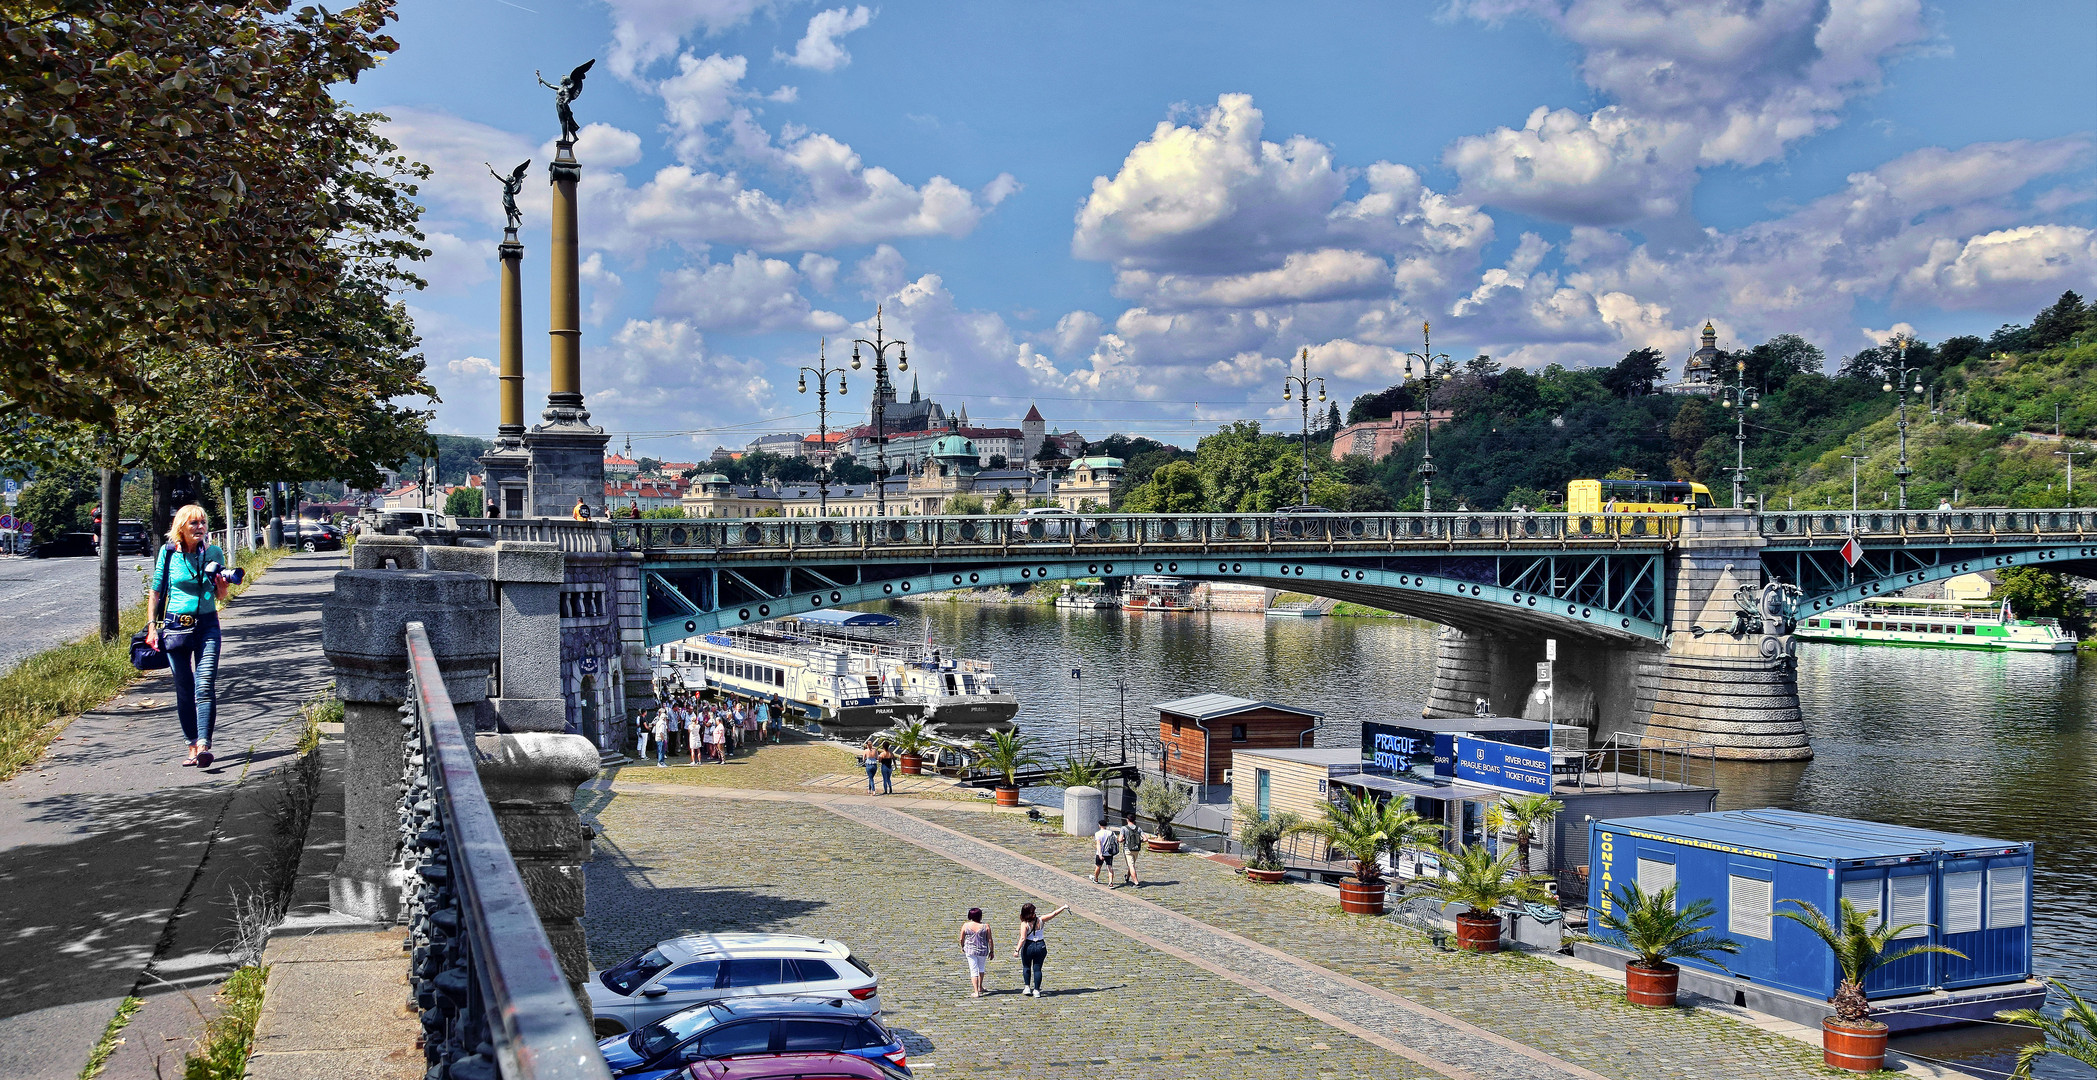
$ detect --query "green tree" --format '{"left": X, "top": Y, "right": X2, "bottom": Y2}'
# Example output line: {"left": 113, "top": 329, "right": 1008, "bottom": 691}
{"left": 1997, "top": 567, "right": 2087, "bottom": 630}
{"left": 443, "top": 487, "right": 483, "bottom": 518}
{"left": 15, "top": 465, "right": 96, "bottom": 536}
{"left": 941, "top": 494, "right": 986, "bottom": 515}
{"left": 1594, "top": 881, "right": 1741, "bottom": 972}
{"left": 1193, "top": 422, "right": 1288, "bottom": 511}
{"left": 2, "top": 0, "right": 425, "bottom": 423}
{"left": 2029, "top": 291, "right": 2092, "bottom": 350}
{"left": 1120, "top": 460, "right": 1208, "bottom": 512}
{"left": 1600, "top": 348, "right": 1668, "bottom": 397}
{"left": 1496, "top": 794, "right": 1563, "bottom": 876}
{"left": 1348, "top": 382, "right": 1421, "bottom": 425}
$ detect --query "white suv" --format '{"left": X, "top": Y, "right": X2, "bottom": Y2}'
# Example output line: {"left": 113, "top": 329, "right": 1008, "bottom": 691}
{"left": 587, "top": 934, "right": 881, "bottom": 1036}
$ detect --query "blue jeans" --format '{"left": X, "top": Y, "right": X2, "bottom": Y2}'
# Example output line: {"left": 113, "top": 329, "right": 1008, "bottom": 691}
{"left": 167, "top": 613, "right": 222, "bottom": 748}
{"left": 1020, "top": 941, "right": 1046, "bottom": 990}
{"left": 880, "top": 758, "right": 894, "bottom": 793}
{"left": 864, "top": 761, "right": 878, "bottom": 791}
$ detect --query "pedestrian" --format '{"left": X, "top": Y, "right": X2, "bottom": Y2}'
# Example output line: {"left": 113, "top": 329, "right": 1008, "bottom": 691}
{"left": 651, "top": 710, "right": 669, "bottom": 766}
{"left": 860, "top": 738, "right": 881, "bottom": 793}
{"left": 635, "top": 709, "right": 653, "bottom": 760}
{"left": 705, "top": 715, "right": 726, "bottom": 764}
{"left": 959, "top": 907, "right": 994, "bottom": 997}
{"left": 878, "top": 740, "right": 895, "bottom": 794}
{"left": 1119, "top": 817, "right": 1146, "bottom": 886}
{"left": 1012, "top": 902, "right": 1068, "bottom": 997}
{"left": 1092, "top": 819, "right": 1123, "bottom": 885}
{"left": 686, "top": 704, "right": 702, "bottom": 765}
{"left": 148, "top": 505, "right": 230, "bottom": 768}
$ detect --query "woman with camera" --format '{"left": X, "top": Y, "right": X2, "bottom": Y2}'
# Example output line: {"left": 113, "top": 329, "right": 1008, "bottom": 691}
{"left": 148, "top": 505, "right": 233, "bottom": 768}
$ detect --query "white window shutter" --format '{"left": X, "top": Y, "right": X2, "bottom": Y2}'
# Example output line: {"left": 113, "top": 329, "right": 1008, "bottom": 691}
{"left": 1943, "top": 872, "right": 1982, "bottom": 935}
{"left": 1729, "top": 876, "right": 1773, "bottom": 940}
{"left": 1988, "top": 867, "right": 2027, "bottom": 929}
{"left": 1841, "top": 877, "right": 1884, "bottom": 931}
{"left": 1889, "top": 875, "right": 1930, "bottom": 938}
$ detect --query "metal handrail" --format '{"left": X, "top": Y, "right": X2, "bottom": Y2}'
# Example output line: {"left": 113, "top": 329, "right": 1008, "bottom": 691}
{"left": 401, "top": 622, "right": 611, "bottom": 1080}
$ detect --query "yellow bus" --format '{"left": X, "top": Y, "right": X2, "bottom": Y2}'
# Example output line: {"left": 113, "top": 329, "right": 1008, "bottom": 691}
{"left": 1566, "top": 478, "right": 1714, "bottom": 514}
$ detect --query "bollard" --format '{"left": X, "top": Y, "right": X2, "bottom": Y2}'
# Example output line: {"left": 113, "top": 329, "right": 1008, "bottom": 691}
{"left": 1064, "top": 786, "right": 1104, "bottom": 837}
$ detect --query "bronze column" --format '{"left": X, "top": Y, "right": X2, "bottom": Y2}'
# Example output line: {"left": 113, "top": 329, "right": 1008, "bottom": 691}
{"left": 498, "top": 235, "right": 525, "bottom": 439}
{"left": 546, "top": 142, "right": 583, "bottom": 421}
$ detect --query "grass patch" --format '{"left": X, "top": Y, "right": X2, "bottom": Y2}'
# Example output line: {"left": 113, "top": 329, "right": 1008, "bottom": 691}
{"left": 296, "top": 689, "right": 340, "bottom": 756}
{"left": 78, "top": 995, "right": 143, "bottom": 1080}
{"left": 180, "top": 964, "right": 267, "bottom": 1080}
{"left": 0, "top": 546, "right": 291, "bottom": 782}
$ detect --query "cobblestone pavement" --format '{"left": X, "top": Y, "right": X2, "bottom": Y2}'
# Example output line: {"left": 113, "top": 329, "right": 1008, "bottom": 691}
{"left": 603, "top": 741, "right": 978, "bottom": 800}
{"left": 895, "top": 806, "right": 1835, "bottom": 1080}
{"left": 583, "top": 792, "right": 1447, "bottom": 1080}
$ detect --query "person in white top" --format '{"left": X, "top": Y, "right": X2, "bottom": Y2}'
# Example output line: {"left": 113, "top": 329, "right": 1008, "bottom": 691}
{"left": 1012, "top": 902, "right": 1068, "bottom": 997}
{"left": 650, "top": 711, "right": 669, "bottom": 767}
{"left": 1092, "top": 822, "right": 1122, "bottom": 885}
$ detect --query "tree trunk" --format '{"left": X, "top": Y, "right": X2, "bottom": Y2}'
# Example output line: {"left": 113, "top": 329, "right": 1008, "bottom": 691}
{"left": 98, "top": 466, "right": 120, "bottom": 642}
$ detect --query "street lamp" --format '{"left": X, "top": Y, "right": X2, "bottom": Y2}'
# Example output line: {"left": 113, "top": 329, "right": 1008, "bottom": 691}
{"left": 2056, "top": 449, "right": 2086, "bottom": 505}
{"left": 1280, "top": 346, "right": 1326, "bottom": 507}
{"left": 1403, "top": 322, "right": 1449, "bottom": 513}
{"left": 1841, "top": 436, "right": 1868, "bottom": 514}
{"left": 850, "top": 306, "right": 908, "bottom": 517}
{"left": 797, "top": 338, "right": 848, "bottom": 517}
{"left": 1719, "top": 357, "right": 1760, "bottom": 509}
{"left": 1882, "top": 335, "right": 1924, "bottom": 509}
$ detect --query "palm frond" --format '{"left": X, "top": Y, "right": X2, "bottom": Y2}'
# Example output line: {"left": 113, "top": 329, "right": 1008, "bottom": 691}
{"left": 1998, "top": 980, "right": 2097, "bottom": 1076}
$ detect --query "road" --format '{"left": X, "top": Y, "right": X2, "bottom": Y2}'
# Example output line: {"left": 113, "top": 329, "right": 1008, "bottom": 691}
{"left": 0, "top": 554, "right": 148, "bottom": 676}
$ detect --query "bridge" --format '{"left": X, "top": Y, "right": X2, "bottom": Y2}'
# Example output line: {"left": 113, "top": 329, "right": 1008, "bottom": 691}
{"left": 468, "top": 509, "right": 2097, "bottom": 763}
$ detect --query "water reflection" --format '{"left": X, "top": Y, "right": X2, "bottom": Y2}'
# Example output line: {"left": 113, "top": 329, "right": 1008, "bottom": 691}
{"left": 874, "top": 601, "right": 2095, "bottom": 1078}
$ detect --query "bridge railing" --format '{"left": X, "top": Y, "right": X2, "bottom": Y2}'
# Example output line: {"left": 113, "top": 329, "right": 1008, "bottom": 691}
{"left": 599, "top": 511, "right": 1686, "bottom": 552}
{"left": 458, "top": 518, "right": 620, "bottom": 553}
{"left": 398, "top": 622, "right": 611, "bottom": 1080}
{"left": 1759, "top": 509, "right": 2097, "bottom": 541}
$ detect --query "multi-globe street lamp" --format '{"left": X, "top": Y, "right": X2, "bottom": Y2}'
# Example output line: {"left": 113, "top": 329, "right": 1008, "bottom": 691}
{"left": 797, "top": 339, "right": 848, "bottom": 517}
{"left": 1882, "top": 335, "right": 1924, "bottom": 510}
{"left": 1720, "top": 357, "right": 1760, "bottom": 509}
{"left": 1403, "top": 322, "right": 1448, "bottom": 513}
{"left": 850, "top": 306, "right": 907, "bottom": 517}
{"left": 1280, "top": 346, "right": 1326, "bottom": 508}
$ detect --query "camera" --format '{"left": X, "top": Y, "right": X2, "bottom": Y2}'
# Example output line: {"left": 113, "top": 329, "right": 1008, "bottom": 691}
{"left": 202, "top": 561, "right": 245, "bottom": 586}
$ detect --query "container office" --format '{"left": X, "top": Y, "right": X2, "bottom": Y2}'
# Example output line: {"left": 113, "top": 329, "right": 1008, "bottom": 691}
{"left": 1578, "top": 809, "right": 2043, "bottom": 1030}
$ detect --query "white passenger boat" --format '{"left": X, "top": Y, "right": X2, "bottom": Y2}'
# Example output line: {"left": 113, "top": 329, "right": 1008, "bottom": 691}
{"left": 1123, "top": 575, "right": 1198, "bottom": 612}
{"left": 1794, "top": 597, "right": 2077, "bottom": 652}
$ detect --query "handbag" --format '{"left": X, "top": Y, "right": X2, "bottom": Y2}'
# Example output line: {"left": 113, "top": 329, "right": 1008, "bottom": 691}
{"left": 130, "top": 546, "right": 204, "bottom": 670}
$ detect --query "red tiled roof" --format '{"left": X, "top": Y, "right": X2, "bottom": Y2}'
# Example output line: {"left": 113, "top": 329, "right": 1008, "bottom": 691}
{"left": 1023, "top": 403, "right": 1044, "bottom": 422}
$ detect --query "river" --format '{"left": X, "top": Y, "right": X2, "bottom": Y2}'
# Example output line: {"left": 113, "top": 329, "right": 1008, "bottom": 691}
{"left": 878, "top": 599, "right": 2097, "bottom": 1079}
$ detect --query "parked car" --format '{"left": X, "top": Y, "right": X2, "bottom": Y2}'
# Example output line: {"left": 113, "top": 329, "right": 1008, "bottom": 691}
{"left": 588, "top": 934, "right": 881, "bottom": 1036}
{"left": 283, "top": 521, "right": 344, "bottom": 552}
{"left": 32, "top": 532, "right": 97, "bottom": 558}
{"left": 366, "top": 508, "right": 448, "bottom": 534}
{"left": 687, "top": 1051, "right": 912, "bottom": 1080}
{"left": 114, "top": 519, "right": 150, "bottom": 554}
{"left": 598, "top": 996, "right": 907, "bottom": 1080}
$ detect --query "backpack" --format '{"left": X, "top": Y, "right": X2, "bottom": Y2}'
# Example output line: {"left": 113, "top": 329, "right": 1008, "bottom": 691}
{"left": 1100, "top": 830, "right": 1120, "bottom": 858}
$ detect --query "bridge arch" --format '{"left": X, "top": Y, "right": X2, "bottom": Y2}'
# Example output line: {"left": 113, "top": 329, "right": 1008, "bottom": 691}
{"left": 1791, "top": 543, "right": 2097, "bottom": 616}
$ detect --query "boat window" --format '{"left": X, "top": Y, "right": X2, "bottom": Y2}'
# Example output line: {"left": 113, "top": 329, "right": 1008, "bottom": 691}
{"left": 1962, "top": 626, "right": 1976, "bottom": 635}
{"left": 1869, "top": 622, "right": 1884, "bottom": 631}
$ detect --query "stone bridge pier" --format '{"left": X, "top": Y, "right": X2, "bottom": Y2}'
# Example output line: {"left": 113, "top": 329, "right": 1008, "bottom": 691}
{"left": 1426, "top": 513, "right": 1810, "bottom": 761}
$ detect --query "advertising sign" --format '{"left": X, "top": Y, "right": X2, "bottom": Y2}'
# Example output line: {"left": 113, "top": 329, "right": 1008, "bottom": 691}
{"left": 1450, "top": 735, "right": 1553, "bottom": 795}
{"left": 1360, "top": 720, "right": 1437, "bottom": 773}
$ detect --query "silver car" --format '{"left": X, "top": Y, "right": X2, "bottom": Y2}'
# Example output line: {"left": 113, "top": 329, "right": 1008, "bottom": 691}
{"left": 587, "top": 934, "right": 882, "bottom": 1036}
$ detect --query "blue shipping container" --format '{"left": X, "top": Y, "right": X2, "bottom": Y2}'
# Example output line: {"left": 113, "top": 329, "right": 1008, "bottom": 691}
{"left": 1588, "top": 810, "right": 2031, "bottom": 1001}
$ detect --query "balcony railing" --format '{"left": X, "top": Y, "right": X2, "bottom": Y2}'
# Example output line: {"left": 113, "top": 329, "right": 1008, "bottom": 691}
{"left": 1758, "top": 509, "right": 2097, "bottom": 541}
{"left": 399, "top": 621, "right": 611, "bottom": 1080}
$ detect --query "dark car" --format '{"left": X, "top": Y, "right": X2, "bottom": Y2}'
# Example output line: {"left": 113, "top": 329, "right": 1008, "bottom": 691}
{"left": 115, "top": 519, "right": 150, "bottom": 555}
{"left": 600, "top": 997, "right": 907, "bottom": 1080}
{"left": 284, "top": 521, "right": 344, "bottom": 552}
{"left": 32, "top": 532, "right": 98, "bottom": 558}
{"left": 687, "top": 1052, "right": 911, "bottom": 1080}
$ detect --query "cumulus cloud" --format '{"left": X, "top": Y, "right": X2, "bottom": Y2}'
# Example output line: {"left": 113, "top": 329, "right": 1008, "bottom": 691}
{"left": 1902, "top": 226, "right": 2097, "bottom": 310}
{"left": 595, "top": 318, "right": 774, "bottom": 423}
{"left": 799, "top": 253, "right": 841, "bottom": 293}
{"left": 602, "top": 0, "right": 780, "bottom": 79}
{"left": 655, "top": 251, "right": 846, "bottom": 332}
{"left": 1448, "top": 0, "right": 1933, "bottom": 224}
{"left": 447, "top": 356, "right": 498, "bottom": 378}
{"left": 581, "top": 253, "right": 625, "bottom": 326}
{"left": 778, "top": 6, "right": 874, "bottom": 72}
{"left": 1117, "top": 249, "right": 1391, "bottom": 309}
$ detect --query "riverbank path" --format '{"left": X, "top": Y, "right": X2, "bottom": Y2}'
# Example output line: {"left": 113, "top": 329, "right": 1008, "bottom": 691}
{"left": 0, "top": 550, "right": 343, "bottom": 1080}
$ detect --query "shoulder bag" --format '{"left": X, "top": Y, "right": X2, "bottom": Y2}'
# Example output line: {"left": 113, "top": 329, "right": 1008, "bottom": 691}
{"left": 130, "top": 546, "right": 175, "bottom": 671}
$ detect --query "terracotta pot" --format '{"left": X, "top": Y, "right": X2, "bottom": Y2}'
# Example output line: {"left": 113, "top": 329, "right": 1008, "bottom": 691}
{"left": 1245, "top": 867, "right": 1287, "bottom": 884}
{"left": 1624, "top": 962, "right": 1679, "bottom": 1008}
{"left": 1145, "top": 838, "right": 1182, "bottom": 853}
{"left": 898, "top": 753, "right": 922, "bottom": 775}
{"left": 1454, "top": 912, "right": 1502, "bottom": 952}
{"left": 1337, "top": 877, "right": 1387, "bottom": 915}
{"left": 1821, "top": 1018, "right": 1888, "bottom": 1073}
{"left": 994, "top": 786, "right": 1020, "bottom": 807}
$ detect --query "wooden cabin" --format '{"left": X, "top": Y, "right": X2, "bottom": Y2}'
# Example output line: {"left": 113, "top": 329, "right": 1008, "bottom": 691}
{"left": 1156, "top": 694, "right": 1322, "bottom": 784}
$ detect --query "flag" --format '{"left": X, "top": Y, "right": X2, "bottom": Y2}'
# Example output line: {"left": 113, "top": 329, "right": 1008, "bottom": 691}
{"left": 1839, "top": 536, "right": 1862, "bottom": 567}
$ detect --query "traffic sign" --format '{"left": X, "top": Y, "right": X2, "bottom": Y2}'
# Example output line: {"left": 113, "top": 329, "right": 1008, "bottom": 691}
{"left": 1535, "top": 662, "right": 1552, "bottom": 685}
{"left": 1839, "top": 535, "right": 1862, "bottom": 567}
{"left": 251, "top": 494, "right": 268, "bottom": 511}
{"left": 0, "top": 514, "right": 12, "bottom": 530}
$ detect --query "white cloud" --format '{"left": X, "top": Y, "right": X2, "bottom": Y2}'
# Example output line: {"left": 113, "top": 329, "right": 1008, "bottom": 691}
{"left": 799, "top": 253, "right": 841, "bottom": 293}
{"left": 1901, "top": 226, "right": 2097, "bottom": 310}
{"left": 655, "top": 251, "right": 845, "bottom": 332}
{"left": 778, "top": 6, "right": 874, "bottom": 72}
{"left": 1049, "top": 311, "right": 1102, "bottom": 357}
{"left": 1445, "top": 106, "right": 1700, "bottom": 225}
{"left": 417, "top": 231, "right": 493, "bottom": 295}
{"left": 595, "top": 318, "right": 774, "bottom": 422}
{"left": 447, "top": 356, "right": 498, "bottom": 378}
{"left": 602, "top": 0, "right": 780, "bottom": 79}
{"left": 658, "top": 52, "right": 750, "bottom": 162}
{"left": 1117, "top": 249, "right": 1391, "bottom": 309}
{"left": 544, "top": 123, "right": 646, "bottom": 170}
{"left": 580, "top": 253, "right": 625, "bottom": 326}
{"left": 1203, "top": 350, "right": 1283, "bottom": 387}
{"left": 852, "top": 244, "right": 908, "bottom": 298}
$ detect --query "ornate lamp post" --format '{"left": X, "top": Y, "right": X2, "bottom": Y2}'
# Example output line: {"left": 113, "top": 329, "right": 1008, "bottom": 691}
{"left": 1882, "top": 335, "right": 1924, "bottom": 510}
{"left": 851, "top": 306, "right": 907, "bottom": 517}
{"left": 1280, "top": 346, "right": 1326, "bottom": 508}
{"left": 1403, "top": 322, "right": 1448, "bottom": 512}
{"left": 1719, "top": 357, "right": 1760, "bottom": 509}
{"left": 797, "top": 339, "right": 848, "bottom": 517}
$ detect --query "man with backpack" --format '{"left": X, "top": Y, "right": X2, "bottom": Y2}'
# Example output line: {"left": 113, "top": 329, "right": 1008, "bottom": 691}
{"left": 1092, "top": 820, "right": 1122, "bottom": 885}
{"left": 1118, "top": 817, "right": 1146, "bottom": 886}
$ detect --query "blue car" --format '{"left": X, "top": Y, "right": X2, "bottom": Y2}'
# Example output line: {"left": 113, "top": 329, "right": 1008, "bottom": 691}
{"left": 598, "top": 996, "right": 910, "bottom": 1080}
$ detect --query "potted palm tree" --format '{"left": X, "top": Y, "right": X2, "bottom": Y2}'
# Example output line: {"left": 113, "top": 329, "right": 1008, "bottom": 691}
{"left": 1777, "top": 897, "right": 1967, "bottom": 1072}
{"left": 1497, "top": 793, "right": 1564, "bottom": 876}
{"left": 1302, "top": 790, "right": 1437, "bottom": 915}
{"left": 1046, "top": 757, "right": 1108, "bottom": 789}
{"left": 1592, "top": 881, "right": 1740, "bottom": 1007}
{"left": 1997, "top": 979, "right": 2097, "bottom": 1077}
{"left": 979, "top": 729, "right": 1040, "bottom": 807}
{"left": 1233, "top": 800, "right": 1304, "bottom": 884}
{"left": 885, "top": 717, "right": 942, "bottom": 775}
{"left": 1416, "top": 843, "right": 1552, "bottom": 951}
{"left": 1136, "top": 778, "right": 1191, "bottom": 852}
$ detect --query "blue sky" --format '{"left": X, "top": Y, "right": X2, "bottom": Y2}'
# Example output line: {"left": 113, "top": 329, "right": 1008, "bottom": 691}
{"left": 348, "top": 0, "right": 2097, "bottom": 458}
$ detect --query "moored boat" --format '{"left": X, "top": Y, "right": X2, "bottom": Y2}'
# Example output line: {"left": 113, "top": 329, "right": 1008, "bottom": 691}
{"left": 1123, "top": 575, "right": 1197, "bottom": 612}
{"left": 1794, "top": 596, "right": 2076, "bottom": 652}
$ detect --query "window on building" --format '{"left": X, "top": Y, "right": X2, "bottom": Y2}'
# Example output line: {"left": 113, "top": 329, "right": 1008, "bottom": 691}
{"left": 1230, "top": 724, "right": 1247, "bottom": 742}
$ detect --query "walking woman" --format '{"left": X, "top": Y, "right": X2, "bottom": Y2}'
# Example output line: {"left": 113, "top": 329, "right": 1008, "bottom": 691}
{"left": 148, "top": 505, "right": 230, "bottom": 768}
{"left": 860, "top": 737, "right": 881, "bottom": 793}
{"left": 877, "top": 741, "right": 896, "bottom": 794}
{"left": 959, "top": 908, "right": 995, "bottom": 997}
{"left": 1013, "top": 902, "right": 1068, "bottom": 998}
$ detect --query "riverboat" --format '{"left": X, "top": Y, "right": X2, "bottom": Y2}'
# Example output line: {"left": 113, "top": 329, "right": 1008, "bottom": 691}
{"left": 655, "top": 609, "right": 1020, "bottom": 734}
{"left": 1122, "top": 575, "right": 1198, "bottom": 612}
{"left": 1794, "top": 597, "right": 2076, "bottom": 652}
{"left": 1054, "top": 585, "right": 1115, "bottom": 609}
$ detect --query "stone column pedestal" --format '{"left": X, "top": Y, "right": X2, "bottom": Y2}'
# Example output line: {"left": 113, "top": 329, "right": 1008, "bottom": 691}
{"left": 474, "top": 732, "right": 601, "bottom": 1016}
{"left": 320, "top": 568, "right": 499, "bottom": 922}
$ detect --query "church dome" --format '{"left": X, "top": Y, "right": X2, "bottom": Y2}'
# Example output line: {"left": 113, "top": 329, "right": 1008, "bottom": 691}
{"left": 933, "top": 435, "right": 976, "bottom": 460}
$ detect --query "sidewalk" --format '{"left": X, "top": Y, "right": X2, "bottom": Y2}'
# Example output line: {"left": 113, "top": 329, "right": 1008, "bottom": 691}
{"left": 0, "top": 550, "right": 346, "bottom": 1080}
